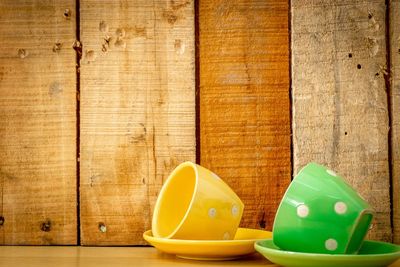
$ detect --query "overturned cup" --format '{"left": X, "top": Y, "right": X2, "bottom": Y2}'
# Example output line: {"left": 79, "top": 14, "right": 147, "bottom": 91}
{"left": 273, "top": 162, "right": 373, "bottom": 254}
{"left": 152, "top": 162, "right": 244, "bottom": 240}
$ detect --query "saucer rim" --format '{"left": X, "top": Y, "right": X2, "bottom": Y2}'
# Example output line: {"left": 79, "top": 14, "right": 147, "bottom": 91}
{"left": 255, "top": 239, "right": 400, "bottom": 258}
{"left": 143, "top": 227, "right": 272, "bottom": 244}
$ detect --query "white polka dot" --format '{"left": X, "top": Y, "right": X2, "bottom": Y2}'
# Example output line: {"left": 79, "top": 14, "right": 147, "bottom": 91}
{"left": 325, "top": 239, "right": 338, "bottom": 251}
{"left": 334, "top": 201, "right": 347, "bottom": 214}
{"left": 231, "top": 205, "right": 239, "bottom": 217}
{"left": 369, "top": 224, "right": 374, "bottom": 230}
{"left": 297, "top": 204, "right": 309, "bottom": 218}
{"left": 223, "top": 232, "right": 231, "bottom": 240}
{"left": 327, "top": 169, "right": 337, "bottom": 177}
{"left": 208, "top": 208, "right": 217, "bottom": 218}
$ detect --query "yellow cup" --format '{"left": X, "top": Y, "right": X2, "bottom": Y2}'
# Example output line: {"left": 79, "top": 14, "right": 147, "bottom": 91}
{"left": 152, "top": 162, "right": 244, "bottom": 240}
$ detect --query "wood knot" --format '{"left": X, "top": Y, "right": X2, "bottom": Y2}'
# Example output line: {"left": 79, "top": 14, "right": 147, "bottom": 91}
{"left": 102, "top": 36, "right": 112, "bottom": 53}
{"left": 49, "top": 81, "right": 63, "bottom": 96}
{"left": 85, "top": 50, "right": 97, "bottom": 63}
{"left": 99, "top": 21, "right": 109, "bottom": 33}
{"left": 115, "top": 28, "right": 126, "bottom": 38}
{"left": 114, "top": 39, "right": 126, "bottom": 49}
{"left": 114, "top": 28, "right": 126, "bottom": 49}
{"left": 174, "top": 39, "right": 185, "bottom": 55}
{"left": 0, "top": 216, "right": 4, "bottom": 226}
{"left": 162, "top": 10, "right": 178, "bottom": 24}
{"left": 171, "top": 0, "right": 191, "bottom": 11}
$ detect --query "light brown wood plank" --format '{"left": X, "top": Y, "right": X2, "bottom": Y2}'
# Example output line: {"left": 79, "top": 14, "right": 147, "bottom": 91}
{"left": 199, "top": 0, "right": 291, "bottom": 231}
{"left": 390, "top": 0, "right": 400, "bottom": 244}
{"left": 0, "top": 246, "right": 284, "bottom": 267}
{"left": 1, "top": 245, "right": 400, "bottom": 267}
{"left": 0, "top": 0, "right": 77, "bottom": 244}
{"left": 79, "top": 0, "right": 195, "bottom": 245}
{"left": 292, "top": 0, "right": 391, "bottom": 241}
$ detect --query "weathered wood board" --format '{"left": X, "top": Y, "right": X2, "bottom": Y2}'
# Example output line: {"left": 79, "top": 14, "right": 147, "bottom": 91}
{"left": 292, "top": 0, "right": 391, "bottom": 241}
{"left": 0, "top": 0, "right": 396, "bottom": 246}
{"left": 79, "top": 0, "right": 195, "bottom": 245}
{"left": 199, "top": 0, "right": 292, "bottom": 231}
{"left": 0, "top": 0, "right": 77, "bottom": 244}
{"left": 390, "top": 0, "right": 400, "bottom": 244}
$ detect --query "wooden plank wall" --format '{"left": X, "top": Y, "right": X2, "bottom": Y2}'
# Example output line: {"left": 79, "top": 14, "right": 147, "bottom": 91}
{"left": 390, "top": 0, "right": 400, "bottom": 244}
{"left": 0, "top": 0, "right": 398, "bottom": 245}
{"left": 199, "top": 0, "right": 291, "bottom": 231}
{"left": 79, "top": 0, "right": 195, "bottom": 245}
{"left": 291, "top": 0, "right": 391, "bottom": 241}
{"left": 0, "top": 0, "right": 77, "bottom": 244}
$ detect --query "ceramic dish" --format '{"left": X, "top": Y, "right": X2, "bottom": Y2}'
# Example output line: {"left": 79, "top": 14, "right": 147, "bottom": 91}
{"left": 143, "top": 228, "right": 272, "bottom": 260}
{"left": 255, "top": 239, "right": 400, "bottom": 267}
{"left": 273, "top": 162, "right": 373, "bottom": 254}
{"left": 152, "top": 161, "right": 244, "bottom": 240}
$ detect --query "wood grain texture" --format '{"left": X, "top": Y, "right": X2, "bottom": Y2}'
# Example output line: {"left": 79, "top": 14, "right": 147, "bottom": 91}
{"left": 79, "top": 0, "right": 195, "bottom": 245}
{"left": 292, "top": 0, "right": 391, "bottom": 241}
{"left": 390, "top": 0, "right": 400, "bottom": 244}
{"left": 199, "top": 0, "right": 291, "bottom": 231}
{"left": 0, "top": 246, "right": 279, "bottom": 267}
{"left": 0, "top": 0, "right": 77, "bottom": 245}
{"left": 1, "top": 246, "right": 400, "bottom": 267}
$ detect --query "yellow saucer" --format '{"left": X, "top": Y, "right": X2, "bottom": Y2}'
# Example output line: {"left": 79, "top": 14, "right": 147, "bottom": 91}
{"left": 143, "top": 228, "right": 272, "bottom": 260}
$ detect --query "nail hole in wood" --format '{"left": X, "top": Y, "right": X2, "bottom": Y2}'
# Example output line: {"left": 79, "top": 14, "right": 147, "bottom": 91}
{"left": 348, "top": 53, "right": 352, "bottom": 58}
{"left": 345, "top": 131, "right": 348, "bottom": 136}
{"left": 63, "top": 9, "right": 71, "bottom": 19}
{"left": 357, "top": 64, "right": 362, "bottom": 69}
{"left": 53, "top": 43, "right": 62, "bottom": 53}
{"left": 0, "top": 216, "right": 4, "bottom": 226}
{"left": 259, "top": 211, "right": 266, "bottom": 228}
{"left": 18, "top": 49, "right": 28, "bottom": 59}
{"left": 259, "top": 219, "right": 266, "bottom": 229}
{"left": 41, "top": 220, "right": 51, "bottom": 232}
{"left": 99, "top": 222, "right": 107, "bottom": 233}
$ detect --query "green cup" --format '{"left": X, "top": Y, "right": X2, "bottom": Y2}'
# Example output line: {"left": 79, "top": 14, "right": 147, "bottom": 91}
{"left": 273, "top": 162, "right": 374, "bottom": 254}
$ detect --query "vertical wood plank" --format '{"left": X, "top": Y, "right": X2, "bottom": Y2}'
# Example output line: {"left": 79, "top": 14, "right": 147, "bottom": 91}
{"left": 0, "top": 0, "right": 77, "bottom": 244}
{"left": 390, "top": 0, "right": 400, "bottom": 244}
{"left": 199, "top": 0, "right": 291, "bottom": 231}
{"left": 292, "top": 0, "right": 391, "bottom": 241}
{"left": 80, "top": 0, "right": 195, "bottom": 245}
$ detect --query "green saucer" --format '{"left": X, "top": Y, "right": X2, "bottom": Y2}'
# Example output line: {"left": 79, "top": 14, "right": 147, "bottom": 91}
{"left": 255, "top": 239, "right": 400, "bottom": 267}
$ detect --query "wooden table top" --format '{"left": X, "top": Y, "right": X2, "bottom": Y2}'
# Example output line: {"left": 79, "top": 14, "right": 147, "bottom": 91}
{"left": 0, "top": 246, "right": 272, "bottom": 266}
{"left": 0, "top": 246, "right": 399, "bottom": 267}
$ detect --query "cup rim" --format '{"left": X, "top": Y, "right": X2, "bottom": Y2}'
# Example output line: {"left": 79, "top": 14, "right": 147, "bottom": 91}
{"left": 272, "top": 162, "right": 374, "bottom": 253}
{"left": 152, "top": 161, "right": 199, "bottom": 239}
{"left": 345, "top": 209, "right": 374, "bottom": 253}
